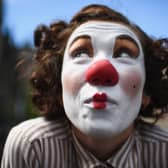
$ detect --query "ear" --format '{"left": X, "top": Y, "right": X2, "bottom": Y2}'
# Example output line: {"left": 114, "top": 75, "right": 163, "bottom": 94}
{"left": 141, "top": 93, "right": 151, "bottom": 110}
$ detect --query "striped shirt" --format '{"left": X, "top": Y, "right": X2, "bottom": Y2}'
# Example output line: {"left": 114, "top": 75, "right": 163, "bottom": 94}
{"left": 1, "top": 117, "right": 168, "bottom": 168}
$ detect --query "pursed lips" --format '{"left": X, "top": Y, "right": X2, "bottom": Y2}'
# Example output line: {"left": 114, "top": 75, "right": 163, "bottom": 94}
{"left": 84, "top": 92, "right": 117, "bottom": 109}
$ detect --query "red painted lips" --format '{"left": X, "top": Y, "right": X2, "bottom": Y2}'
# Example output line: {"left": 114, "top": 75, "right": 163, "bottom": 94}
{"left": 93, "top": 93, "right": 107, "bottom": 109}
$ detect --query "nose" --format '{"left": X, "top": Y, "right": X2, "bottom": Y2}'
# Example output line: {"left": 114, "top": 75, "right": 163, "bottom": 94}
{"left": 85, "top": 60, "right": 119, "bottom": 86}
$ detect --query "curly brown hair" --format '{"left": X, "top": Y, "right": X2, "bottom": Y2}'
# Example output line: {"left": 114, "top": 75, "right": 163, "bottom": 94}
{"left": 30, "top": 4, "right": 168, "bottom": 120}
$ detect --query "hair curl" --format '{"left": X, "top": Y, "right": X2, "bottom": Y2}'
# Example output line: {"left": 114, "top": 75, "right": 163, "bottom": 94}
{"left": 30, "top": 4, "right": 168, "bottom": 120}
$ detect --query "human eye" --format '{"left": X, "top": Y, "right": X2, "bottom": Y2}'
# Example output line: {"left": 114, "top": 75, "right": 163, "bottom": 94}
{"left": 114, "top": 47, "right": 136, "bottom": 59}
{"left": 114, "top": 36, "right": 139, "bottom": 59}
{"left": 71, "top": 48, "right": 90, "bottom": 58}
{"left": 68, "top": 36, "right": 93, "bottom": 59}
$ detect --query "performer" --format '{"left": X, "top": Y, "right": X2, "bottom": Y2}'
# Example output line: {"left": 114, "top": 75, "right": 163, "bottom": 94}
{"left": 1, "top": 4, "right": 168, "bottom": 168}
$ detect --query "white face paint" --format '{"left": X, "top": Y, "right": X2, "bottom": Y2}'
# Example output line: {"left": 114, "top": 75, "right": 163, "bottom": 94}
{"left": 61, "top": 21, "right": 145, "bottom": 138}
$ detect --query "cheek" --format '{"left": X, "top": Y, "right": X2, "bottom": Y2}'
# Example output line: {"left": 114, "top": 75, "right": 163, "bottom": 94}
{"left": 120, "top": 69, "right": 144, "bottom": 98}
{"left": 62, "top": 70, "right": 85, "bottom": 96}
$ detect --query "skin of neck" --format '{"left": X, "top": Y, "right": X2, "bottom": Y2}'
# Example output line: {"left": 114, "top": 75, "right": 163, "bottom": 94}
{"left": 72, "top": 123, "right": 134, "bottom": 161}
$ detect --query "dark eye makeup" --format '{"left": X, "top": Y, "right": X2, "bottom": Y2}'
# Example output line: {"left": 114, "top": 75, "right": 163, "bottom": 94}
{"left": 69, "top": 36, "right": 93, "bottom": 58}
{"left": 114, "top": 35, "right": 140, "bottom": 59}
{"left": 69, "top": 35, "right": 139, "bottom": 59}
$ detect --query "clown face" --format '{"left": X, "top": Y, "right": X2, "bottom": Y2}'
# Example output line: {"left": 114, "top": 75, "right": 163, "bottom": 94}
{"left": 61, "top": 21, "right": 145, "bottom": 138}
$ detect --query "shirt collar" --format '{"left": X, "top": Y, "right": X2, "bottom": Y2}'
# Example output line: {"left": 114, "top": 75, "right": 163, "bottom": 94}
{"left": 72, "top": 129, "right": 139, "bottom": 168}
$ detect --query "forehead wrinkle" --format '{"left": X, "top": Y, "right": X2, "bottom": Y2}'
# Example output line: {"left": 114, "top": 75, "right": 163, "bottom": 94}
{"left": 65, "top": 21, "right": 143, "bottom": 57}
{"left": 71, "top": 21, "right": 138, "bottom": 36}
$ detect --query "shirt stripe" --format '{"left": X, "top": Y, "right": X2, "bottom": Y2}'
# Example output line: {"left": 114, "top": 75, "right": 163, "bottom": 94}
{"left": 1, "top": 117, "right": 168, "bottom": 168}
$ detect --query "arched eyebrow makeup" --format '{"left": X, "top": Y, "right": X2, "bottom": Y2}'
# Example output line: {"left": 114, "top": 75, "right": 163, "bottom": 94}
{"left": 69, "top": 35, "right": 91, "bottom": 49}
{"left": 114, "top": 35, "right": 140, "bottom": 58}
{"left": 68, "top": 35, "right": 93, "bottom": 58}
{"left": 68, "top": 34, "right": 140, "bottom": 59}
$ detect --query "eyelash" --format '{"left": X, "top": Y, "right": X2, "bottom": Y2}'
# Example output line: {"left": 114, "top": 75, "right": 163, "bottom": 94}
{"left": 114, "top": 47, "right": 135, "bottom": 58}
{"left": 71, "top": 47, "right": 136, "bottom": 59}
{"left": 71, "top": 48, "right": 90, "bottom": 58}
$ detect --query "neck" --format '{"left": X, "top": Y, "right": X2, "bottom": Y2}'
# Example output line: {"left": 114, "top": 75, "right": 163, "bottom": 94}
{"left": 72, "top": 124, "right": 134, "bottom": 161}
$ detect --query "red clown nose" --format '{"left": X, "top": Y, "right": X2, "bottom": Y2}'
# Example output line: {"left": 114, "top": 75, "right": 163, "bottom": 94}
{"left": 85, "top": 60, "right": 119, "bottom": 86}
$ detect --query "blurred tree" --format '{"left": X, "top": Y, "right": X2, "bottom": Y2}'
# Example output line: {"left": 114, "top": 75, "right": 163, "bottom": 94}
{"left": 0, "top": 0, "right": 17, "bottom": 160}
{"left": 0, "top": 0, "right": 34, "bottom": 161}
{"left": 0, "top": 0, "right": 2, "bottom": 29}
{"left": 0, "top": 0, "right": 3, "bottom": 61}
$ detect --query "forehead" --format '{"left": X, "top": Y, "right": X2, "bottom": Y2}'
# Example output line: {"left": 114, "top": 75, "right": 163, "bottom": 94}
{"left": 66, "top": 21, "right": 141, "bottom": 48}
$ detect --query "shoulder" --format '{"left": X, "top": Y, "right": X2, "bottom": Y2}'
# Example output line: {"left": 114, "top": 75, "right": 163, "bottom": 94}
{"left": 1, "top": 117, "right": 71, "bottom": 167}
{"left": 3, "top": 117, "right": 71, "bottom": 156}
{"left": 137, "top": 120, "right": 168, "bottom": 142}
{"left": 8, "top": 117, "right": 71, "bottom": 142}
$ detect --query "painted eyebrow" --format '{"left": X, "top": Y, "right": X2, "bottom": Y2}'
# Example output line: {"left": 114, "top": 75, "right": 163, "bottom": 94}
{"left": 116, "top": 35, "right": 139, "bottom": 49}
{"left": 69, "top": 35, "right": 91, "bottom": 48}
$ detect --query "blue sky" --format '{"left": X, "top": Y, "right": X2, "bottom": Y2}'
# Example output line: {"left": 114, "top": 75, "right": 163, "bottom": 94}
{"left": 2, "top": 0, "right": 168, "bottom": 47}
